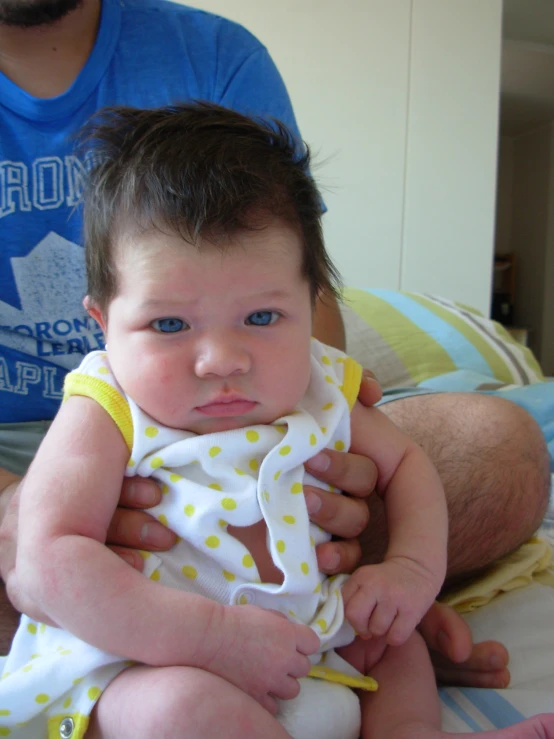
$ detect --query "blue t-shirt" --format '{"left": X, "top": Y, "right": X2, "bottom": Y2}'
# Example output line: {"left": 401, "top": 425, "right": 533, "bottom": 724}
{"left": 0, "top": 0, "right": 302, "bottom": 423}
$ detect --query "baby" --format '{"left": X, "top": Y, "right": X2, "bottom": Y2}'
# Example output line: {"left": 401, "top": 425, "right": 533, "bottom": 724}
{"left": 2, "top": 103, "right": 552, "bottom": 739}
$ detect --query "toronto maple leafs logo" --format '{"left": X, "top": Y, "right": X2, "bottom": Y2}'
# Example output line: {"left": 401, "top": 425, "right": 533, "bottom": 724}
{"left": 0, "top": 231, "right": 105, "bottom": 372}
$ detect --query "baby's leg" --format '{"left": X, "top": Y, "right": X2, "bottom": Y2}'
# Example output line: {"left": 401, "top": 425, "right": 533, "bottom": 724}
{"left": 86, "top": 664, "right": 291, "bottom": 739}
{"left": 340, "top": 632, "right": 554, "bottom": 739}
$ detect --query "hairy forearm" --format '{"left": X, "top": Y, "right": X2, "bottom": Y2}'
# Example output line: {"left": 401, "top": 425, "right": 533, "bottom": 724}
{"left": 18, "top": 534, "right": 222, "bottom": 667}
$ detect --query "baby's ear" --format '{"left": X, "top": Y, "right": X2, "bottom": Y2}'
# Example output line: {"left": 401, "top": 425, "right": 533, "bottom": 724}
{"left": 84, "top": 296, "right": 107, "bottom": 332}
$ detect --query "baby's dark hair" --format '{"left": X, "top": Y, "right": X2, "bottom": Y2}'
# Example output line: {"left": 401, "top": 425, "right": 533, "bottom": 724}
{"left": 80, "top": 102, "right": 341, "bottom": 311}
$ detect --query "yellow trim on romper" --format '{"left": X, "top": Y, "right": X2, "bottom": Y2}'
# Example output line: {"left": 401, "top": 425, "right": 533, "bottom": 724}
{"left": 63, "top": 373, "right": 134, "bottom": 453}
{"left": 340, "top": 357, "right": 363, "bottom": 411}
{"left": 48, "top": 712, "right": 90, "bottom": 739}
{"left": 308, "top": 664, "right": 378, "bottom": 692}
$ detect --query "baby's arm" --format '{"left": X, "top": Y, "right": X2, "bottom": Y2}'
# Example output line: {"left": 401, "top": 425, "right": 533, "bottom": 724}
{"left": 16, "top": 396, "right": 318, "bottom": 711}
{"left": 342, "top": 402, "right": 448, "bottom": 646}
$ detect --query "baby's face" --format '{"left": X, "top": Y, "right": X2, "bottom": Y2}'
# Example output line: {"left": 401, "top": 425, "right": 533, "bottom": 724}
{"left": 95, "top": 219, "right": 314, "bottom": 433}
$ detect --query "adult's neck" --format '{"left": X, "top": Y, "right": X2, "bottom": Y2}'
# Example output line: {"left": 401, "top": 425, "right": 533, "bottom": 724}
{"left": 0, "top": 0, "right": 101, "bottom": 98}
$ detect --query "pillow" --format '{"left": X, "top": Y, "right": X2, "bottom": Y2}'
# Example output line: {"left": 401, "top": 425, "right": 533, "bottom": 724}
{"left": 341, "top": 288, "right": 545, "bottom": 391}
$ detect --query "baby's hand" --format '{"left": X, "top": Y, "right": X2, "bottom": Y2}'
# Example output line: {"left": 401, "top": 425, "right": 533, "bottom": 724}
{"left": 202, "top": 604, "right": 320, "bottom": 714}
{"left": 342, "top": 558, "right": 441, "bottom": 646}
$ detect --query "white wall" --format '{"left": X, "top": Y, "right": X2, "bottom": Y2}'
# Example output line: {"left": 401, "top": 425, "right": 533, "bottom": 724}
{"left": 186, "top": 0, "right": 502, "bottom": 315}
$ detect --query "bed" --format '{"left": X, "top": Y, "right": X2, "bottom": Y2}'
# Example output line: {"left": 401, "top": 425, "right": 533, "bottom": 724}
{"left": 342, "top": 288, "right": 554, "bottom": 732}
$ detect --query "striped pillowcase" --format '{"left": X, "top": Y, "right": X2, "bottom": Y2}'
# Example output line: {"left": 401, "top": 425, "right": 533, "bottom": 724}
{"left": 341, "top": 288, "right": 544, "bottom": 390}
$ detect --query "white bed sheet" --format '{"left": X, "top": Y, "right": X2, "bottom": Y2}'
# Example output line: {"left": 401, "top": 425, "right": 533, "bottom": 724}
{"left": 440, "top": 475, "right": 554, "bottom": 732}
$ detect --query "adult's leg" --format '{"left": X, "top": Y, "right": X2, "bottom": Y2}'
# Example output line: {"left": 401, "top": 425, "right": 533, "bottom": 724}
{"left": 86, "top": 665, "right": 291, "bottom": 739}
{"left": 361, "top": 393, "right": 550, "bottom": 582}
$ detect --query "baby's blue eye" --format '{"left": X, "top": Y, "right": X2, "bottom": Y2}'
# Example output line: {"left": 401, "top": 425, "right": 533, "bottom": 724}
{"left": 246, "top": 311, "right": 279, "bottom": 326}
{"left": 151, "top": 318, "right": 187, "bottom": 333}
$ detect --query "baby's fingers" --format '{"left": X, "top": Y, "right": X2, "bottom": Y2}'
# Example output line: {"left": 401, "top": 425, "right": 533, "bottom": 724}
{"left": 386, "top": 611, "right": 418, "bottom": 647}
{"left": 344, "top": 589, "right": 377, "bottom": 637}
{"left": 258, "top": 693, "right": 279, "bottom": 715}
{"left": 367, "top": 601, "right": 397, "bottom": 639}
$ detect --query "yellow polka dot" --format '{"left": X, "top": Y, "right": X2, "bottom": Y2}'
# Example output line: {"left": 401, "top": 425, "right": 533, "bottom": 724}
{"left": 301, "top": 562, "right": 309, "bottom": 575}
{"left": 158, "top": 514, "right": 168, "bottom": 526}
{"left": 182, "top": 566, "right": 197, "bottom": 579}
{"left": 234, "top": 468, "right": 246, "bottom": 475}
{"left": 34, "top": 694, "right": 49, "bottom": 704}
{"left": 322, "top": 402, "right": 333, "bottom": 411}
{"left": 56, "top": 646, "right": 64, "bottom": 651}
{"left": 242, "top": 554, "right": 254, "bottom": 568}
{"left": 325, "top": 375, "right": 334, "bottom": 384}
{"left": 328, "top": 485, "right": 336, "bottom": 493}
{"left": 209, "top": 446, "right": 222, "bottom": 458}
{"left": 223, "top": 570, "right": 236, "bottom": 582}
{"left": 128, "top": 458, "right": 135, "bottom": 467}
{"left": 290, "top": 483, "right": 303, "bottom": 494}
{"left": 184, "top": 504, "right": 195, "bottom": 516}
{"left": 313, "top": 582, "right": 322, "bottom": 594}
{"left": 309, "top": 433, "right": 317, "bottom": 446}
{"left": 283, "top": 515, "right": 296, "bottom": 525}
{"left": 337, "top": 357, "right": 346, "bottom": 364}
{"left": 310, "top": 536, "right": 315, "bottom": 547}
{"left": 321, "top": 355, "right": 331, "bottom": 365}
{"left": 263, "top": 490, "right": 270, "bottom": 502}
{"left": 0, "top": 729, "right": 10, "bottom": 736}
{"left": 288, "top": 610, "right": 297, "bottom": 618}
{"left": 98, "top": 366, "right": 109, "bottom": 375}
{"left": 39, "top": 624, "right": 46, "bottom": 634}
{"left": 334, "top": 441, "right": 345, "bottom": 451}
{"left": 279, "top": 445, "right": 291, "bottom": 456}
{"left": 169, "top": 473, "right": 183, "bottom": 483}
{"left": 73, "top": 678, "right": 83, "bottom": 686}
{"left": 150, "top": 570, "right": 160, "bottom": 581}
{"left": 249, "top": 459, "right": 258, "bottom": 472}
{"left": 246, "top": 430, "right": 259, "bottom": 443}
{"left": 209, "top": 483, "right": 222, "bottom": 491}
{"left": 30, "top": 654, "right": 40, "bottom": 660}
{"left": 320, "top": 426, "right": 327, "bottom": 434}
{"left": 145, "top": 426, "right": 159, "bottom": 438}
{"left": 275, "top": 425, "right": 286, "bottom": 434}
{"left": 161, "top": 484, "right": 169, "bottom": 495}
{"left": 274, "top": 470, "right": 281, "bottom": 481}
{"left": 218, "top": 519, "right": 228, "bottom": 528}
{"left": 26, "top": 623, "right": 37, "bottom": 635}
{"left": 276, "top": 540, "right": 286, "bottom": 553}
{"left": 150, "top": 457, "right": 164, "bottom": 469}
{"left": 88, "top": 687, "right": 102, "bottom": 701}
{"left": 221, "top": 498, "right": 237, "bottom": 511}
{"left": 0, "top": 711, "right": 10, "bottom": 717}
{"left": 0, "top": 674, "right": 9, "bottom": 681}
{"left": 239, "top": 595, "right": 248, "bottom": 605}
{"left": 316, "top": 619, "right": 327, "bottom": 631}
{"left": 139, "top": 550, "right": 151, "bottom": 559}
{"left": 205, "top": 535, "right": 220, "bottom": 549}
{"left": 63, "top": 698, "right": 71, "bottom": 709}
{"left": 22, "top": 666, "right": 32, "bottom": 673}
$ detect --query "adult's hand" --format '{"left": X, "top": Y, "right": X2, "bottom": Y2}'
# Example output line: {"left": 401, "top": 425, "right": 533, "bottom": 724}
{"left": 306, "top": 370, "right": 382, "bottom": 575}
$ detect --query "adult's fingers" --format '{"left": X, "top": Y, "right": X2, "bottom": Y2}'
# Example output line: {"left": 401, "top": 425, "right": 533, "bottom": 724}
{"left": 315, "top": 538, "right": 362, "bottom": 575}
{"left": 305, "top": 448, "right": 378, "bottom": 500}
{"left": 105, "top": 508, "right": 176, "bottom": 551}
{"left": 304, "top": 484, "right": 370, "bottom": 538}
{"left": 357, "top": 370, "right": 383, "bottom": 407}
{"left": 118, "top": 476, "right": 163, "bottom": 509}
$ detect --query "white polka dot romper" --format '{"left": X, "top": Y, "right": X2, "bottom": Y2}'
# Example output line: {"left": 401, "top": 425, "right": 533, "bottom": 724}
{"left": 0, "top": 339, "right": 362, "bottom": 738}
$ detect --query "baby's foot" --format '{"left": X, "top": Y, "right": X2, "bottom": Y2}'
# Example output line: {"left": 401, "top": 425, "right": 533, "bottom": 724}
{"left": 419, "top": 602, "right": 510, "bottom": 688}
{"left": 391, "top": 713, "right": 554, "bottom": 739}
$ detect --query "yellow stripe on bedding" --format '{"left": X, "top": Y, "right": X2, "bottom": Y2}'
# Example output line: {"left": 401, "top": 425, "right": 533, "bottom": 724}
{"left": 407, "top": 294, "right": 526, "bottom": 384}
{"left": 64, "top": 373, "right": 133, "bottom": 452}
{"left": 343, "top": 288, "right": 457, "bottom": 384}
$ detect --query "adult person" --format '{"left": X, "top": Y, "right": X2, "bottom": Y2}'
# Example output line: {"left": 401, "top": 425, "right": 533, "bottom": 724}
{"left": 0, "top": 0, "right": 549, "bottom": 689}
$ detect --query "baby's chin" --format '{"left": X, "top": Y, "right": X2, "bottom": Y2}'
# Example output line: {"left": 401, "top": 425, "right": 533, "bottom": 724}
{"left": 184, "top": 407, "right": 298, "bottom": 435}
